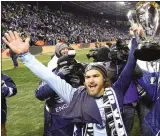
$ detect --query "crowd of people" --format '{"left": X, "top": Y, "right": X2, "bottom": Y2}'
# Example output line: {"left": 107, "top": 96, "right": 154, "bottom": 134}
{"left": 1, "top": 1, "right": 130, "bottom": 46}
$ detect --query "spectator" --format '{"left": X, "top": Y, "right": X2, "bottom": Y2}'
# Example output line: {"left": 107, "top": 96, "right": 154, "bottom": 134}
{"left": 1, "top": 1, "right": 131, "bottom": 45}
{"left": 35, "top": 42, "right": 79, "bottom": 135}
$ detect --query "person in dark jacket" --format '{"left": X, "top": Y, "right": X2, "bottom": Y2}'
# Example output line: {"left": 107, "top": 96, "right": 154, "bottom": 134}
{"left": 122, "top": 62, "right": 153, "bottom": 136}
{"left": 2, "top": 24, "right": 144, "bottom": 136}
{"left": 1, "top": 73, "right": 17, "bottom": 136}
{"left": 137, "top": 71, "right": 160, "bottom": 136}
{"left": 35, "top": 81, "right": 74, "bottom": 136}
{"left": 35, "top": 55, "right": 84, "bottom": 136}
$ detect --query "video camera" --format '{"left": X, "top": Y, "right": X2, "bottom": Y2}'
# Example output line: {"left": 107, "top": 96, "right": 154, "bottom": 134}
{"left": 86, "top": 39, "right": 129, "bottom": 64}
{"left": 108, "top": 39, "right": 129, "bottom": 65}
{"left": 57, "top": 50, "right": 77, "bottom": 70}
{"left": 86, "top": 46, "right": 110, "bottom": 62}
{"left": 86, "top": 48, "right": 98, "bottom": 60}
{"left": 57, "top": 50, "right": 85, "bottom": 87}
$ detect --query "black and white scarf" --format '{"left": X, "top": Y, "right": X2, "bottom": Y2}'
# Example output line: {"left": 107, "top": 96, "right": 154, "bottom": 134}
{"left": 84, "top": 87, "right": 127, "bottom": 136}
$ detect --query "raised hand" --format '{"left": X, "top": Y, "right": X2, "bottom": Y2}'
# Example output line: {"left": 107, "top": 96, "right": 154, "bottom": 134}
{"left": 129, "top": 23, "right": 145, "bottom": 38}
{"left": 2, "top": 31, "right": 30, "bottom": 55}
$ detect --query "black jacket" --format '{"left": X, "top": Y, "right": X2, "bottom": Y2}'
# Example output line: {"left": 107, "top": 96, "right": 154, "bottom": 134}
{"left": 1, "top": 73, "right": 17, "bottom": 124}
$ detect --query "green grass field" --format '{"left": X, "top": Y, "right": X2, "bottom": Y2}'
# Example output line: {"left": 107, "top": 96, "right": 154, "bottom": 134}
{"left": 2, "top": 48, "right": 140, "bottom": 136}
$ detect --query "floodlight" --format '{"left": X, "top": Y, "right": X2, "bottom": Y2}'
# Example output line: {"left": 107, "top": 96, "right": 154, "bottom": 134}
{"left": 119, "top": 2, "right": 125, "bottom": 5}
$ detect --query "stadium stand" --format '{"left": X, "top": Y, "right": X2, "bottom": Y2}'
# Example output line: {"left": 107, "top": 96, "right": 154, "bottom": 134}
{"left": 1, "top": 1, "right": 130, "bottom": 46}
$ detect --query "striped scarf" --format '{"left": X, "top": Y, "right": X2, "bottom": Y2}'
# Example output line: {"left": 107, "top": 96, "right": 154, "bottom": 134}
{"left": 84, "top": 87, "right": 127, "bottom": 136}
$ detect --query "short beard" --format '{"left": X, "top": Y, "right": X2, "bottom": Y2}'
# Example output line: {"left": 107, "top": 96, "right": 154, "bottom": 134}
{"left": 86, "top": 86, "right": 102, "bottom": 97}
{"left": 86, "top": 86, "right": 96, "bottom": 96}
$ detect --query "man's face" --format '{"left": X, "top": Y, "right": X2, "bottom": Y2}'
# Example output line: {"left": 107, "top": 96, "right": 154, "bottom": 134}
{"left": 85, "top": 69, "right": 105, "bottom": 97}
{"left": 60, "top": 48, "right": 69, "bottom": 56}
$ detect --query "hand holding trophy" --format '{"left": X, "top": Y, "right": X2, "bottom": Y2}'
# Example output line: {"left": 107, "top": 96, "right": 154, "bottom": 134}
{"left": 128, "top": 1, "right": 160, "bottom": 61}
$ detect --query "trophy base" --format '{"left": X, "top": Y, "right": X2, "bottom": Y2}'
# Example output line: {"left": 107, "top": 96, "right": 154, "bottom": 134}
{"left": 134, "top": 45, "right": 160, "bottom": 61}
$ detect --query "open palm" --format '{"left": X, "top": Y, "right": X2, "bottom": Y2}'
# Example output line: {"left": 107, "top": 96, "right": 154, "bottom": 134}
{"left": 2, "top": 31, "right": 30, "bottom": 55}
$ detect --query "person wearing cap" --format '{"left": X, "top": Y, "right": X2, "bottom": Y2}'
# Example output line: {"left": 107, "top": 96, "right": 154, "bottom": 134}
{"left": 35, "top": 43, "right": 77, "bottom": 136}
{"left": 48, "top": 42, "right": 70, "bottom": 71}
{"left": 2, "top": 25, "right": 144, "bottom": 136}
{"left": 1, "top": 73, "right": 17, "bottom": 136}
{"left": 35, "top": 55, "right": 84, "bottom": 136}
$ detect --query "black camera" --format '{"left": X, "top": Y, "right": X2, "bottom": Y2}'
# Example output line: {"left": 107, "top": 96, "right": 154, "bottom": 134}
{"left": 57, "top": 53, "right": 85, "bottom": 88}
{"left": 86, "top": 47, "right": 110, "bottom": 62}
{"left": 108, "top": 48, "right": 128, "bottom": 65}
{"left": 109, "top": 39, "right": 129, "bottom": 65}
{"left": 86, "top": 48, "right": 98, "bottom": 60}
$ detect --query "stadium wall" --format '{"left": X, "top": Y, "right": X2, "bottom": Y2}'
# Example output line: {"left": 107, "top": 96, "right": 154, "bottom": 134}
{"left": 1, "top": 41, "right": 116, "bottom": 59}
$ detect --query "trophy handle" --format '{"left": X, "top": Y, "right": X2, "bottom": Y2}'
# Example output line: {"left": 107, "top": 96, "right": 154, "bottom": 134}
{"left": 127, "top": 10, "right": 136, "bottom": 25}
{"left": 127, "top": 10, "right": 143, "bottom": 43}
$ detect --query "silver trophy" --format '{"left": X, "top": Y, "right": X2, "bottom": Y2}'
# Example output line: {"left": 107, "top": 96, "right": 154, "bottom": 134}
{"left": 127, "top": 2, "right": 160, "bottom": 61}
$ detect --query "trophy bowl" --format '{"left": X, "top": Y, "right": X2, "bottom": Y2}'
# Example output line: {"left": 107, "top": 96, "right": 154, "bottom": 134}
{"left": 128, "top": 2, "right": 160, "bottom": 61}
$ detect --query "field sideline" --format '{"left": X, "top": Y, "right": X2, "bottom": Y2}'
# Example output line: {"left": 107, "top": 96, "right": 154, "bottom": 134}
{"left": 2, "top": 48, "right": 140, "bottom": 136}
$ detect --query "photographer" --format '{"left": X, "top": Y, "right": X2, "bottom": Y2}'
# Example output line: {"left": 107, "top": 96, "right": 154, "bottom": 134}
{"left": 35, "top": 42, "right": 73, "bottom": 136}
{"left": 35, "top": 54, "right": 85, "bottom": 136}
